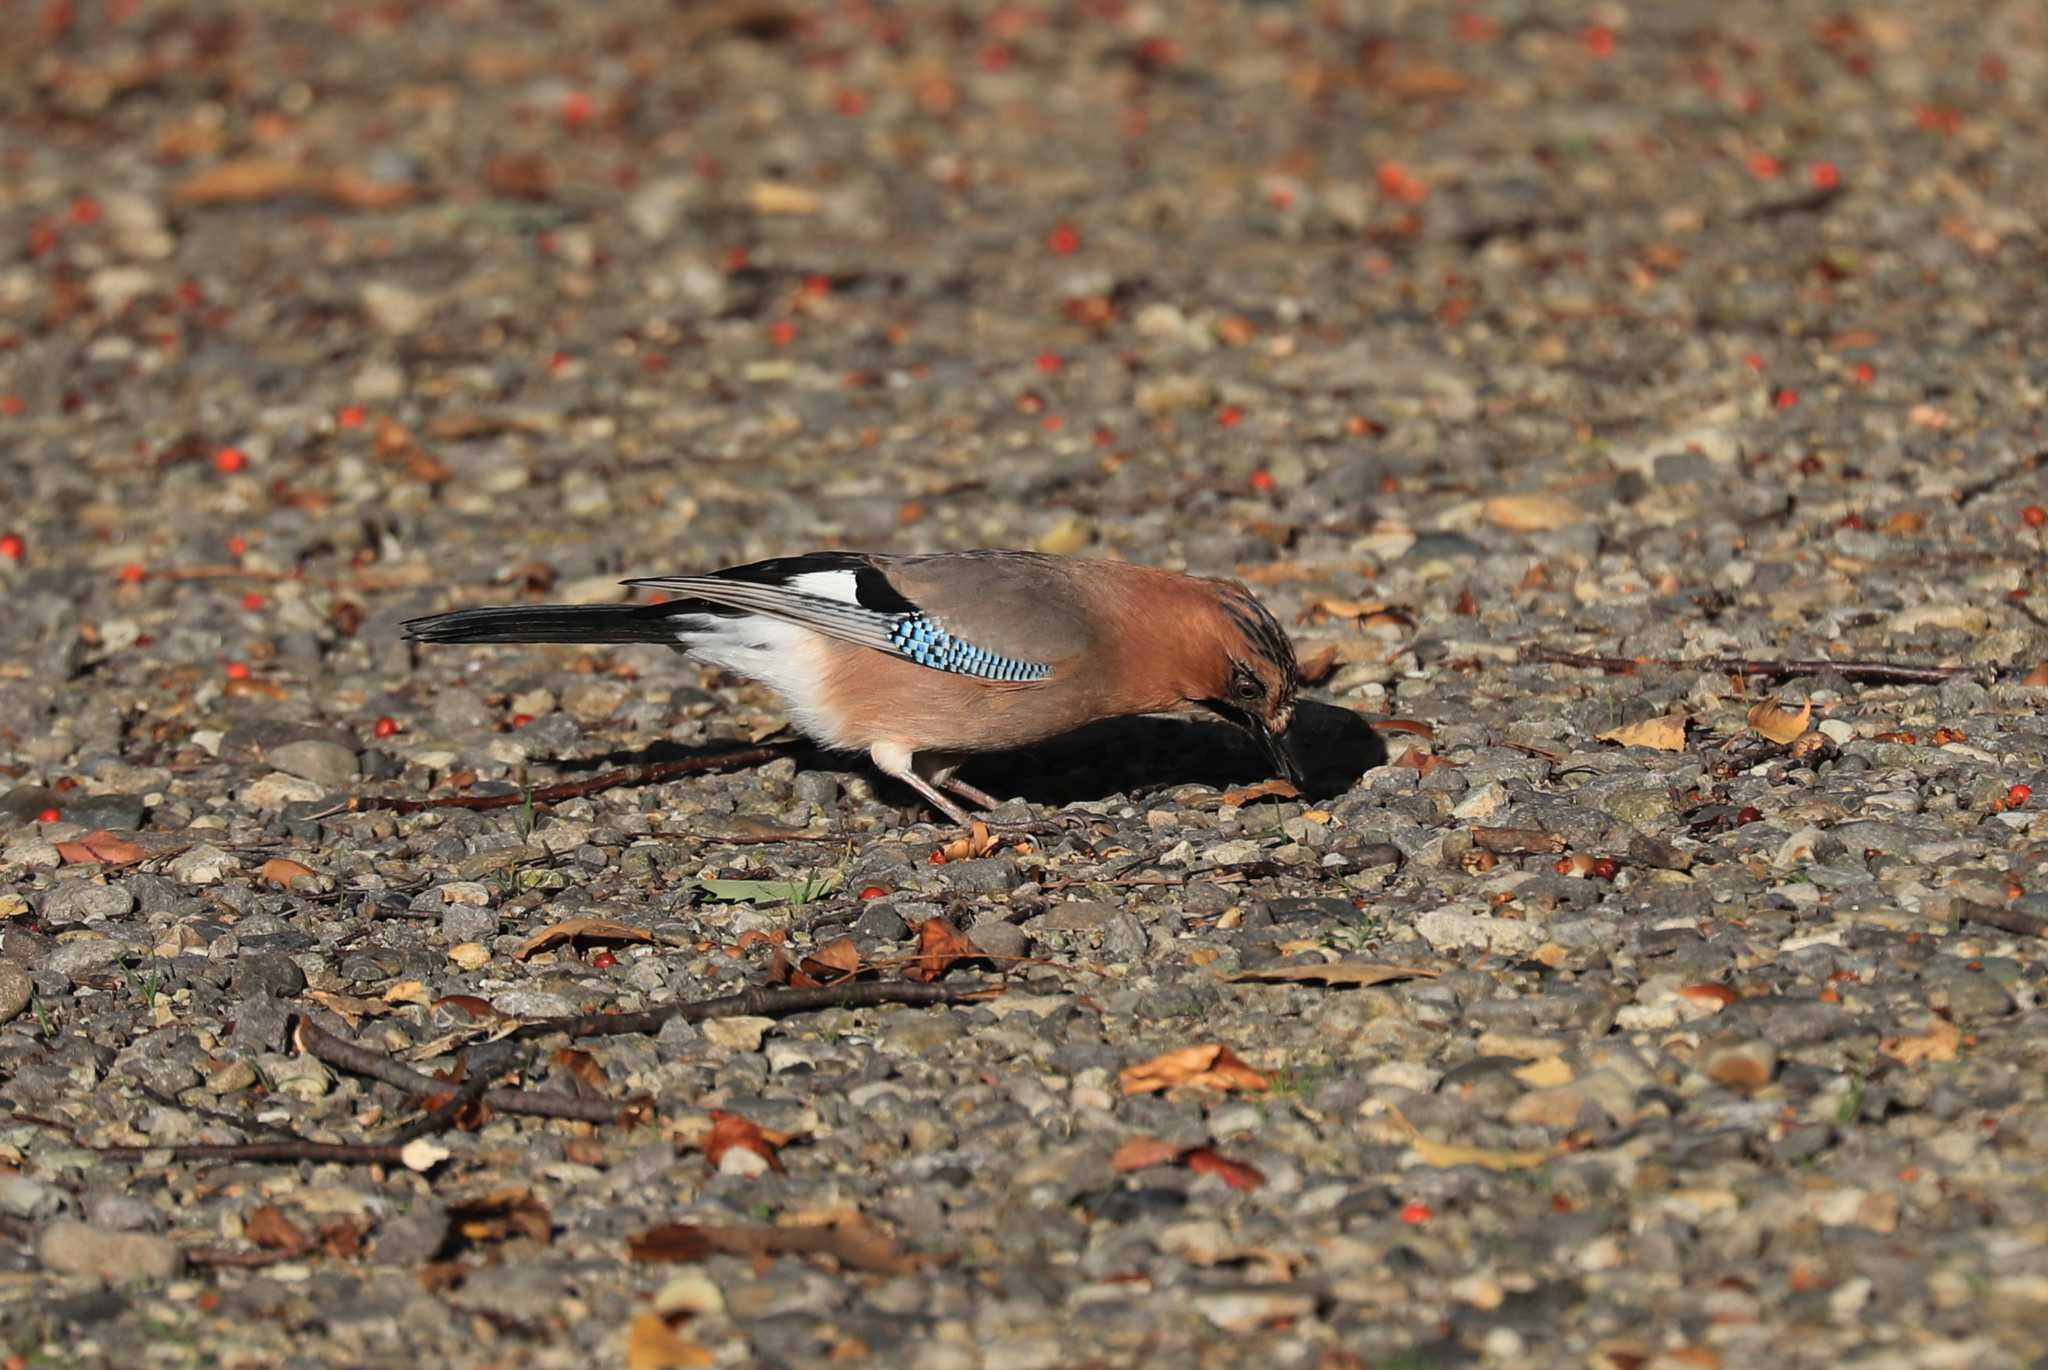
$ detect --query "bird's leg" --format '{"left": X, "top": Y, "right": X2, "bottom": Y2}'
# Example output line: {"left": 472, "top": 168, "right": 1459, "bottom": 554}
{"left": 926, "top": 755, "right": 1090, "bottom": 834}
{"left": 929, "top": 763, "right": 1005, "bottom": 813}
{"left": 870, "top": 742, "right": 979, "bottom": 828}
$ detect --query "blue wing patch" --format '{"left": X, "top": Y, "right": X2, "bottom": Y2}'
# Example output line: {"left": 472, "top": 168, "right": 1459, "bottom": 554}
{"left": 888, "top": 615, "right": 1052, "bottom": 681}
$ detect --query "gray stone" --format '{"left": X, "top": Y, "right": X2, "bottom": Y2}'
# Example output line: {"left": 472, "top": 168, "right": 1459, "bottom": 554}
{"left": 375, "top": 1203, "right": 450, "bottom": 1266}
{"left": 1927, "top": 972, "right": 2014, "bottom": 1023}
{"left": 853, "top": 902, "right": 910, "bottom": 942}
{"left": 36, "top": 1222, "right": 184, "bottom": 1282}
{"left": 44, "top": 937, "right": 133, "bottom": 979}
{"left": 0, "top": 1175, "right": 72, "bottom": 1220}
{"left": 57, "top": 794, "right": 148, "bottom": 831}
{"left": 939, "top": 857, "right": 1021, "bottom": 894}
{"left": 267, "top": 739, "right": 360, "bottom": 789}
{"left": 83, "top": 1194, "right": 159, "bottom": 1232}
{"left": 441, "top": 904, "right": 500, "bottom": 944}
{"left": 793, "top": 771, "right": 843, "bottom": 807}
{"left": 0, "top": 962, "right": 32, "bottom": 1024}
{"left": 231, "top": 995, "right": 292, "bottom": 1054}
{"left": 232, "top": 951, "right": 306, "bottom": 999}
{"left": 166, "top": 844, "right": 237, "bottom": 885}
{"left": 41, "top": 880, "right": 135, "bottom": 923}
{"left": 968, "top": 917, "right": 1030, "bottom": 961}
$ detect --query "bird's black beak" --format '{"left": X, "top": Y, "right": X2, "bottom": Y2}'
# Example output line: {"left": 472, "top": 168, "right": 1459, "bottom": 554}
{"left": 1256, "top": 721, "right": 1304, "bottom": 787}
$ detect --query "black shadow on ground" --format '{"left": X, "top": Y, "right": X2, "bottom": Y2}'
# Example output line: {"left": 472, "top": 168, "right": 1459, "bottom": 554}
{"left": 570, "top": 700, "right": 1381, "bottom": 813}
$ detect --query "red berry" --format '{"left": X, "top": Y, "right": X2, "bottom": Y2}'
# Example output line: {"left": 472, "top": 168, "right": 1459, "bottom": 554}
{"left": 241, "top": 592, "right": 265, "bottom": 611}
{"left": 374, "top": 716, "right": 400, "bottom": 739}
{"left": 800, "top": 273, "right": 832, "bottom": 298}
{"left": 37, "top": 807, "right": 61, "bottom": 824}
{"left": 722, "top": 246, "right": 750, "bottom": 271}
{"left": 1216, "top": 404, "right": 1244, "bottom": 428}
{"left": 0, "top": 395, "right": 24, "bottom": 416}
{"left": 859, "top": 885, "right": 888, "bottom": 900}
{"left": 1592, "top": 857, "right": 1620, "bottom": 880}
{"left": 224, "top": 660, "right": 250, "bottom": 680}
{"left": 1247, "top": 468, "right": 1275, "bottom": 493}
{"left": 1736, "top": 806, "right": 1763, "bottom": 825}
{"left": 832, "top": 88, "right": 866, "bottom": 117}
{"left": 1747, "top": 151, "right": 1781, "bottom": 181}
{"left": 768, "top": 319, "right": 797, "bottom": 346}
{"left": 1773, "top": 388, "right": 1799, "bottom": 410}
{"left": 590, "top": 950, "right": 618, "bottom": 970}
{"left": 117, "top": 562, "right": 147, "bottom": 583}
{"left": 1742, "top": 353, "right": 1765, "bottom": 372}
{"left": 1034, "top": 351, "right": 1063, "bottom": 374}
{"left": 213, "top": 445, "right": 246, "bottom": 473}
{"left": 1046, "top": 223, "right": 1081, "bottom": 255}
{"left": 510, "top": 713, "right": 535, "bottom": 728}
{"left": 69, "top": 198, "right": 101, "bottom": 226}
{"left": 2024, "top": 506, "right": 2047, "bottom": 528}
{"left": 226, "top": 534, "right": 247, "bottom": 557}
{"left": 559, "top": 91, "right": 594, "bottom": 126}
{"left": 1808, "top": 161, "right": 1840, "bottom": 190}
{"left": 2008, "top": 784, "right": 2032, "bottom": 805}
{"left": 0, "top": 533, "right": 22, "bottom": 562}
{"left": 1580, "top": 24, "right": 1615, "bottom": 57}
{"left": 1853, "top": 361, "right": 1875, "bottom": 385}
{"left": 1399, "top": 1202, "right": 1434, "bottom": 1224}
{"left": 338, "top": 404, "right": 366, "bottom": 428}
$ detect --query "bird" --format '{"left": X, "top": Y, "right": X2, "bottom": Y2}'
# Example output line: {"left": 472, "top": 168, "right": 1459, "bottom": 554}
{"left": 401, "top": 550, "right": 1301, "bottom": 827}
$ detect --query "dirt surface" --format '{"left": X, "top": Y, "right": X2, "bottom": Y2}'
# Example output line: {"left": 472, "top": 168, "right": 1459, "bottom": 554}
{"left": 4, "top": 2, "right": 2048, "bottom": 1366}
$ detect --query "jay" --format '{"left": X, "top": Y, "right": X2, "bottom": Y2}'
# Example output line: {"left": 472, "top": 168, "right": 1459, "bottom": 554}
{"left": 402, "top": 550, "right": 1302, "bottom": 827}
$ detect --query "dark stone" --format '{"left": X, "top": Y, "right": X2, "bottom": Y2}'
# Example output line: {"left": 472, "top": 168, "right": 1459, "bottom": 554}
{"left": 57, "top": 794, "right": 149, "bottom": 831}
{"left": 230, "top": 994, "right": 292, "bottom": 1055}
{"left": 853, "top": 903, "right": 909, "bottom": 943}
{"left": 1078, "top": 1186, "right": 1186, "bottom": 1222}
{"left": 231, "top": 951, "right": 305, "bottom": 999}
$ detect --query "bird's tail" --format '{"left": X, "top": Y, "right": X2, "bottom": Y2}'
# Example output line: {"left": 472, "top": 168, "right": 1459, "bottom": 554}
{"left": 402, "top": 600, "right": 718, "bottom": 645}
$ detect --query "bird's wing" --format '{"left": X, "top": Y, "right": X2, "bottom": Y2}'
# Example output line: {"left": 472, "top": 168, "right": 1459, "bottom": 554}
{"left": 624, "top": 550, "right": 1090, "bottom": 683}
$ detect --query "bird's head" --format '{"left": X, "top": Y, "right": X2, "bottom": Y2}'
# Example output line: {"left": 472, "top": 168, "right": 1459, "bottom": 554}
{"left": 1188, "top": 581, "right": 1302, "bottom": 785}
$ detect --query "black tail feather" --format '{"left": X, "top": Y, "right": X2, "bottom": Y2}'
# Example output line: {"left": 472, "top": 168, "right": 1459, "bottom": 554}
{"left": 402, "top": 599, "right": 725, "bottom": 645}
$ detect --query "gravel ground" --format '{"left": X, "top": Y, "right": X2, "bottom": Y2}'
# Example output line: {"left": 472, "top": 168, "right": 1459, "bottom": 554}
{"left": 4, "top": 1, "right": 2048, "bottom": 1366}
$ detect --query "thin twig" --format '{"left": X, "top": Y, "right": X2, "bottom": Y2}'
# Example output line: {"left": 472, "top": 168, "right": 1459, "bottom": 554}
{"left": 10, "top": 1120, "right": 410, "bottom": 1167}
{"left": 1957, "top": 899, "right": 2048, "bottom": 940}
{"left": 325, "top": 746, "right": 787, "bottom": 817}
{"left": 1524, "top": 646, "right": 1974, "bottom": 685}
{"left": 295, "top": 1022, "right": 630, "bottom": 1124}
{"left": 514, "top": 978, "right": 1002, "bottom": 1040}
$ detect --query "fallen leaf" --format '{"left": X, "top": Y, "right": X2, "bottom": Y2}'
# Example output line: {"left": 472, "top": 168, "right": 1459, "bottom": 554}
{"left": 797, "top": 936, "right": 863, "bottom": 986}
{"left": 1676, "top": 983, "right": 1738, "bottom": 1010}
{"left": 749, "top": 180, "right": 820, "bottom": 214}
{"left": 1294, "top": 643, "right": 1340, "bottom": 684}
{"left": 1513, "top": 1057, "right": 1574, "bottom": 1088}
{"left": 1881, "top": 1017, "right": 1961, "bottom": 1065}
{"left": 259, "top": 857, "right": 317, "bottom": 888}
{"left": 697, "top": 872, "right": 839, "bottom": 905}
{"left": 625, "top": 1312, "right": 715, "bottom": 1370}
{"left": 515, "top": 917, "right": 654, "bottom": 960}
{"left": 173, "top": 157, "right": 305, "bottom": 204}
{"left": 383, "top": 980, "right": 433, "bottom": 1007}
{"left": 1119, "top": 1043, "right": 1270, "bottom": 1096}
{"left": 447, "top": 1189, "right": 552, "bottom": 1246}
{"left": 1226, "top": 961, "right": 1437, "bottom": 988}
{"left": 1599, "top": 714, "right": 1689, "bottom": 751}
{"left": 552, "top": 1047, "right": 610, "bottom": 1091}
{"left": 1483, "top": 493, "right": 1584, "bottom": 532}
{"left": 1747, "top": 695, "right": 1813, "bottom": 744}
{"left": 1220, "top": 778, "right": 1300, "bottom": 807}
{"left": 244, "top": 1204, "right": 310, "bottom": 1253}
{"left": 1183, "top": 1146, "right": 1265, "bottom": 1191}
{"left": 1109, "top": 1135, "right": 1190, "bottom": 1171}
{"left": 1391, "top": 746, "right": 1451, "bottom": 774}
{"left": 1375, "top": 719, "right": 1436, "bottom": 737}
{"left": 701, "top": 1110, "right": 789, "bottom": 1174}
{"left": 628, "top": 1215, "right": 925, "bottom": 1275}
{"left": 905, "top": 917, "right": 985, "bottom": 983}
{"left": 1408, "top": 1134, "right": 1558, "bottom": 1172}
{"left": 303, "top": 990, "right": 392, "bottom": 1028}
{"left": 1309, "top": 597, "right": 1415, "bottom": 630}
{"left": 936, "top": 819, "right": 999, "bottom": 863}
{"left": 54, "top": 830, "right": 147, "bottom": 866}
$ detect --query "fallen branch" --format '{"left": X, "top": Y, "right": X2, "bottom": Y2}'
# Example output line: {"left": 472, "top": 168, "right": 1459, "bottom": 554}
{"left": 323, "top": 746, "right": 786, "bottom": 816}
{"left": 295, "top": 1022, "right": 632, "bottom": 1124}
{"left": 1957, "top": 899, "right": 2048, "bottom": 940}
{"left": 10, "top": 1111, "right": 411, "bottom": 1167}
{"left": 515, "top": 978, "right": 1001, "bottom": 1040}
{"left": 1524, "top": 646, "right": 1973, "bottom": 685}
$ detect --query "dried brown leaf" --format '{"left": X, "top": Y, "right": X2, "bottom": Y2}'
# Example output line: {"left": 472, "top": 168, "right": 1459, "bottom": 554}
{"left": 1119, "top": 1043, "right": 1269, "bottom": 1096}
{"left": 1881, "top": 1017, "right": 1961, "bottom": 1065}
{"left": 1294, "top": 643, "right": 1340, "bottom": 684}
{"left": 797, "top": 936, "right": 863, "bottom": 985}
{"left": 1183, "top": 1146, "right": 1265, "bottom": 1191}
{"left": 1599, "top": 714, "right": 1689, "bottom": 752}
{"left": 515, "top": 917, "right": 654, "bottom": 960}
{"left": 1220, "top": 778, "right": 1301, "bottom": 807}
{"left": 1747, "top": 695, "right": 1813, "bottom": 745}
{"left": 1483, "top": 493, "right": 1584, "bottom": 532}
{"left": 905, "top": 917, "right": 984, "bottom": 983}
{"left": 625, "top": 1312, "right": 715, "bottom": 1370}
{"left": 173, "top": 157, "right": 306, "bottom": 204}
{"left": 1109, "top": 1135, "right": 1190, "bottom": 1171}
{"left": 244, "top": 1203, "right": 311, "bottom": 1254}
{"left": 447, "top": 1188, "right": 553, "bottom": 1246}
{"left": 54, "top": 831, "right": 147, "bottom": 867}
{"left": 259, "top": 857, "right": 317, "bottom": 888}
{"left": 628, "top": 1215, "right": 925, "bottom": 1276}
{"left": 702, "top": 1110, "right": 789, "bottom": 1174}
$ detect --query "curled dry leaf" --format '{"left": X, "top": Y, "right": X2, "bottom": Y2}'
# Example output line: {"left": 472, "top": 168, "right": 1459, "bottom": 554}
{"left": 1598, "top": 714, "right": 1689, "bottom": 752}
{"left": 244, "top": 1204, "right": 311, "bottom": 1254}
{"left": 625, "top": 1313, "right": 715, "bottom": 1370}
{"left": 1483, "top": 493, "right": 1584, "bottom": 532}
{"left": 905, "top": 917, "right": 984, "bottom": 983}
{"left": 796, "top": 936, "right": 863, "bottom": 986}
{"left": 1182, "top": 1146, "right": 1266, "bottom": 1191}
{"left": 1119, "top": 1043, "right": 1269, "bottom": 1096}
{"left": 1747, "top": 695, "right": 1813, "bottom": 745}
{"left": 628, "top": 1214, "right": 925, "bottom": 1276}
{"left": 552, "top": 1047, "right": 610, "bottom": 1091}
{"left": 259, "top": 857, "right": 317, "bottom": 888}
{"left": 1220, "top": 778, "right": 1300, "bottom": 807}
{"left": 1294, "top": 643, "right": 1339, "bottom": 685}
{"left": 1226, "top": 961, "right": 1437, "bottom": 989}
{"left": 447, "top": 1188, "right": 553, "bottom": 1246}
{"left": 936, "top": 819, "right": 999, "bottom": 863}
{"left": 701, "top": 1110, "right": 791, "bottom": 1174}
{"left": 54, "top": 830, "right": 147, "bottom": 867}
{"left": 1881, "top": 1017, "right": 1961, "bottom": 1065}
{"left": 173, "top": 157, "right": 306, "bottom": 204}
{"left": 1109, "top": 1135, "right": 1190, "bottom": 1171}
{"left": 515, "top": 916, "right": 654, "bottom": 960}
{"left": 1676, "top": 983, "right": 1738, "bottom": 1011}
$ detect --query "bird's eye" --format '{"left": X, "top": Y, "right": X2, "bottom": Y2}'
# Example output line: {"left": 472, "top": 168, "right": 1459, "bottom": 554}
{"left": 1231, "top": 669, "right": 1264, "bottom": 703}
